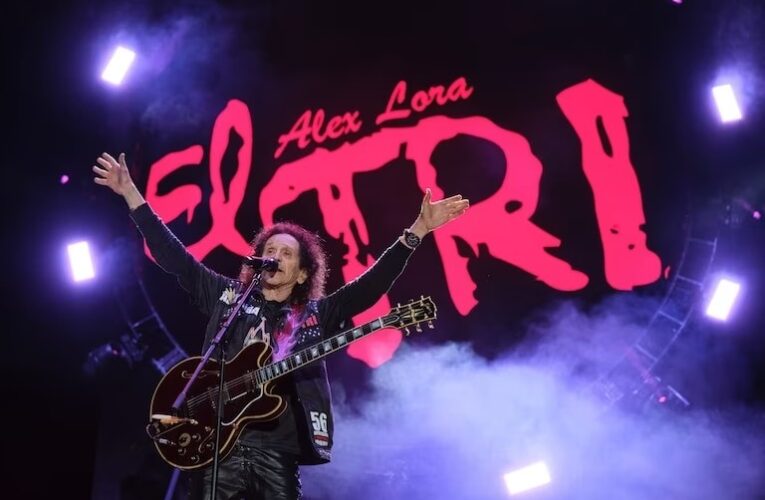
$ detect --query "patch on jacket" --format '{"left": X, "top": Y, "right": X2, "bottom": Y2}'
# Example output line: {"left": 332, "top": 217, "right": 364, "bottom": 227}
{"left": 303, "top": 314, "right": 319, "bottom": 327}
{"left": 218, "top": 286, "right": 241, "bottom": 305}
{"left": 243, "top": 304, "right": 260, "bottom": 315}
{"left": 310, "top": 411, "right": 330, "bottom": 447}
{"left": 243, "top": 317, "right": 268, "bottom": 348}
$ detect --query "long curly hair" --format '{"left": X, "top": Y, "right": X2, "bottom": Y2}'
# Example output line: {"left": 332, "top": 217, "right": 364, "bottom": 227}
{"left": 238, "top": 222, "right": 328, "bottom": 305}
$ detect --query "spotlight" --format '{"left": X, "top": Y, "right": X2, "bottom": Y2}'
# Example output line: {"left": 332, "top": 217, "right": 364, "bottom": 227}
{"left": 503, "top": 461, "right": 551, "bottom": 496}
{"left": 67, "top": 241, "right": 95, "bottom": 282}
{"left": 705, "top": 278, "right": 741, "bottom": 321}
{"left": 101, "top": 46, "right": 136, "bottom": 85}
{"left": 711, "top": 84, "right": 743, "bottom": 123}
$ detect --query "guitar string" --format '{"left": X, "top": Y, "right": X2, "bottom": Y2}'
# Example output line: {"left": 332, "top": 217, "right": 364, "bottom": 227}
{"left": 185, "top": 374, "right": 251, "bottom": 411}
{"left": 182, "top": 349, "right": 310, "bottom": 412}
{"left": 178, "top": 315, "right": 420, "bottom": 412}
{"left": 183, "top": 357, "right": 293, "bottom": 411}
{"left": 183, "top": 339, "right": 317, "bottom": 410}
{"left": 183, "top": 341, "right": 323, "bottom": 411}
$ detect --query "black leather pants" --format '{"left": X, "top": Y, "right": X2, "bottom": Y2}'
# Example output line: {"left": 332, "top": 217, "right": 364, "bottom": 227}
{"left": 202, "top": 444, "right": 302, "bottom": 500}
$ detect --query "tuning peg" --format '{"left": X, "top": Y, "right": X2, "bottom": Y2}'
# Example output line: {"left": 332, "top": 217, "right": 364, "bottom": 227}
{"left": 427, "top": 321, "right": 434, "bottom": 329}
{"left": 404, "top": 326, "right": 411, "bottom": 336}
{"left": 415, "top": 323, "right": 422, "bottom": 333}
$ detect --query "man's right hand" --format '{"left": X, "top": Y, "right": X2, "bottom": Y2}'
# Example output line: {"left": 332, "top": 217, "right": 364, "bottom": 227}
{"left": 93, "top": 152, "right": 146, "bottom": 210}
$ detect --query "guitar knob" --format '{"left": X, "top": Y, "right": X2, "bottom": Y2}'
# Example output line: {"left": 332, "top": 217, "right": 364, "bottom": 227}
{"left": 193, "top": 434, "right": 200, "bottom": 441}
{"left": 179, "top": 433, "right": 191, "bottom": 447}
{"left": 178, "top": 448, "right": 186, "bottom": 456}
{"left": 190, "top": 456, "right": 199, "bottom": 463}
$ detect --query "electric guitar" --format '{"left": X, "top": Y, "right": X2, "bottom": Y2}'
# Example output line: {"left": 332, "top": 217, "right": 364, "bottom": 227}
{"left": 146, "top": 296, "right": 437, "bottom": 470}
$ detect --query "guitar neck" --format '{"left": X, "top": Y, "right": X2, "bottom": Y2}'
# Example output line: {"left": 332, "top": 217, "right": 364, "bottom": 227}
{"left": 252, "top": 315, "right": 397, "bottom": 384}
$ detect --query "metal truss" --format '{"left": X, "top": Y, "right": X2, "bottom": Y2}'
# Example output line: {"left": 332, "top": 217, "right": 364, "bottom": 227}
{"left": 594, "top": 200, "right": 723, "bottom": 411}
{"left": 83, "top": 239, "right": 191, "bottom": 500}
{"left": 83, "top": 243, "right": 188, "bottom": 376}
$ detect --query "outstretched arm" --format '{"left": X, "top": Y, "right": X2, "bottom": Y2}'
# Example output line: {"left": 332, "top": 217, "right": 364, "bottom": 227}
{"left": 399, "top": 188, "right": 470, "bottom": 248}
{"left": 93, "top": 152, "right": 228, "bottom": 315}
{"left": 323, "top": 188, "right": 469, "bottom": 322}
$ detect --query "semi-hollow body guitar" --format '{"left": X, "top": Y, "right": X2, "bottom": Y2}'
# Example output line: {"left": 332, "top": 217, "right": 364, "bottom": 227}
{"left": 146, "top": 296, "right": 436, "bottom": 470}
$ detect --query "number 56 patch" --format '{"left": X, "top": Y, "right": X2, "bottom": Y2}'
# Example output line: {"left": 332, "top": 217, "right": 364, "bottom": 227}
{"left": 310, "top": 411, "right": 329, "bottom": 446}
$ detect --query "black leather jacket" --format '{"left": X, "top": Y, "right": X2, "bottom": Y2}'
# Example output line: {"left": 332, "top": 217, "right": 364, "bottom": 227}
{"left": 130, "top": 203, "right": 413, "bottom": 464}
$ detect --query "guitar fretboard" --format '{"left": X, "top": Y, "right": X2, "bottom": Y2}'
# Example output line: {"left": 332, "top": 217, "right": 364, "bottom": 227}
{"left": 183, "top": 298, "right": 434, "bottom": 413}
{"left": 249, "top": 318, "right": 387, "bottom": 385}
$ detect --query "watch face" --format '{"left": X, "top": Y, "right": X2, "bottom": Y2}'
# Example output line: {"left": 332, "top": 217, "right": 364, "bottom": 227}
{"left": 405, "top": 231, "right": 421, "bottom": 247}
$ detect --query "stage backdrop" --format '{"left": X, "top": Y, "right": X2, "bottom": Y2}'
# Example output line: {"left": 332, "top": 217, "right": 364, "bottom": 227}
{"left": 44, "top": 2, "right": 735, "bottom": 498}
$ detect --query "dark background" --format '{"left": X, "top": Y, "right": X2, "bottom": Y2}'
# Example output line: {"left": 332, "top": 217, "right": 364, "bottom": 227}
{"left": 3, "top": 0, "right": 764, "bottom": 497}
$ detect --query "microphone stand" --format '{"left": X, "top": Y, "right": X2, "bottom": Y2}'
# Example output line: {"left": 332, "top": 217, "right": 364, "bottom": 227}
{"left": 169, "top": 266, "right": 268, "bottom": 500}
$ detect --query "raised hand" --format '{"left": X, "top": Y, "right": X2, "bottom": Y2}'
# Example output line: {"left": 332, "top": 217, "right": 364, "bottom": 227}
{"left": 93, "top": 152, "right": 133, "bottom": 194}
{"left": 93, "top": 152, "right": 145, "bottom": 209}
{"left": 416, "top": 188, "right": 469, "bottom": 233}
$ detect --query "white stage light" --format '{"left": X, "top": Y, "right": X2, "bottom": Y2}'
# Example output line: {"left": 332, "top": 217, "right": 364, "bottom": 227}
{"left": 705, "top": 278, "right": 741, "bottom": 321}
{"left": 712, "top": 84, "right": 743, "bottom": 123}
{"left": 101, "top": 46, "right": 136, "bottom": 85}
{"left": 503, "top": 461, "right": 551, "bottom": 496}
{"left": 68, "top": 241, "right": 95, "bottom": 282}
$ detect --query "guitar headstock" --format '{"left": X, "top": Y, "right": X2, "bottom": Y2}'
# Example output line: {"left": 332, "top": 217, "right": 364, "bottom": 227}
{"left": 386, "top": 296, "right": 437, "bottom": 335}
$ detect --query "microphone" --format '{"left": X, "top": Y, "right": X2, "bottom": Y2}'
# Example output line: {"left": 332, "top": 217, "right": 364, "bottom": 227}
{"left": 243, "top": 256, "right": 279, "bottom": 272}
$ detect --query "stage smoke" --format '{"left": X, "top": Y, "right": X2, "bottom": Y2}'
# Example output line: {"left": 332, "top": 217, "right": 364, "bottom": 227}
{"left": 303, "top": 296, "right": 765, "bottom": 499}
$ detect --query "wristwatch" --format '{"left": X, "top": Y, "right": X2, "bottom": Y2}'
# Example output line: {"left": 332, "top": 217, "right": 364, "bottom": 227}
{"left": 403, "top": 229, "right": 421, "bottom": 248}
